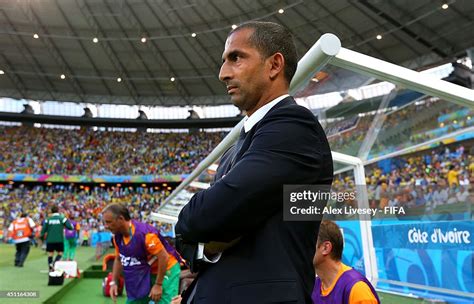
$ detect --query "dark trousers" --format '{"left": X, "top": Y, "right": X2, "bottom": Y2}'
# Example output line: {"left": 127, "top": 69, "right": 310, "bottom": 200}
{"left": 15, "top": 241, "right": 31, "bottom": 266}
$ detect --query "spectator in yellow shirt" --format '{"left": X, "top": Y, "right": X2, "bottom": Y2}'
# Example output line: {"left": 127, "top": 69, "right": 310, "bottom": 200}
{"left": 468, "top": 159, "right": 474, "bottom": 176}
{"left": 447, "top": 165, "right": 460, "bottom": 187}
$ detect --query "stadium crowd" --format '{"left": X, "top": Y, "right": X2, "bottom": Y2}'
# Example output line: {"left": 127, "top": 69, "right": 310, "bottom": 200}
{"left": 0, "top": 184, "right": 174, "bottom": 244}
{"left": 326, "top": 116, "right": 372, "bottom": 154}
{"left": 4, "top": 142, "right": 470, "bottom": 235}
{"left": 1, "top": 107, "right": 473, "bottom": 240}
{"left": 370, "top": 99, "right": 473, "bottom": 157}
{"left": 325, "top": 97, "right": 473, "bottom": 157}
{"left": 332, "top": 142, "right": 473, "bottom": 215}
{"left": 0, "top": 126, "right": 225, "bottom": 175}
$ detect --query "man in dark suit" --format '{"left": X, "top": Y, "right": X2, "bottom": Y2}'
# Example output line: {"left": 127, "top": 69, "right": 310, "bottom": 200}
{"left": 175, "top": 21, "right": 333, "bottom": 304}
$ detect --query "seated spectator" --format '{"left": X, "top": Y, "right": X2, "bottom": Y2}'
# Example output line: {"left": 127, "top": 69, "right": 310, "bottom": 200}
{"left": 435, "top": 184, "right": 449, "bottom": 207}
{"left": 459, "top": 173, "right": 470, "bottom": 188}
{"left": 424, "top": 186, "right": 434, "bottom": 208}
{"left": 456, "top": 186, "right": 470, "bottom": 204}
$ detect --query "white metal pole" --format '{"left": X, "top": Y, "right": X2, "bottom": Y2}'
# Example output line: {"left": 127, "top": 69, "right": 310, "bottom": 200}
{"left": 332, "top": 48, "right": 474, "bottom": 108}
{"left": 157, "top": 119, "right": 243, "bottom": 209}
{"left": 332, "top": 152, "right": 378, "bottom": 286}
{"left": 290, "top": 33, "right": 341, "bottom": 94}
{"left": 354, "top": 162, "right": 378, "bottom": 286}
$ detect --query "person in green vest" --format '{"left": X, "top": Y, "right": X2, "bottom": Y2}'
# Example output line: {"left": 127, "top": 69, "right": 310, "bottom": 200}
{"left": 82, "top": 229, "right": 90, "bottom": 246}
{"left": 40, "top": 206, "right": 74, "bottom": 271}
{"left": 63, "top": 217, "right": 80, "bottom": 261}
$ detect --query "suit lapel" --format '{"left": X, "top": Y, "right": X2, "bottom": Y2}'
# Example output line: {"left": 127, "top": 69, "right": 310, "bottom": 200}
{"left": 214, "top": 97, "right": 296, "bottom": 180}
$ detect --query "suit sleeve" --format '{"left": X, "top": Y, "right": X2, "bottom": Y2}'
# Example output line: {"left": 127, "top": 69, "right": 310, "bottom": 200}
{"left": 176, "top": 107, "right": 328, "bottom": 242}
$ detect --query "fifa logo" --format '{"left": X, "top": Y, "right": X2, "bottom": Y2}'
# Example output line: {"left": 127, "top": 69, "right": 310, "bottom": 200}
{"left": 119, "top": 254, "right": 142, "bottom": 267}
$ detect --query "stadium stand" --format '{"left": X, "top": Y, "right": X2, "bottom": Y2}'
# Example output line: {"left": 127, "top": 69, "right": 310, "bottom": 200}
{"left": 1, "top": 184, "right": 175, "bottom": 241}
{"left": 331, "top": 140, "right": 473, "bottom": 219}
{"left": 0, "top": 126, "right": 224, "bottom": 175}
{"left": 324, "top": 90, "right": 474, "bottom": 159}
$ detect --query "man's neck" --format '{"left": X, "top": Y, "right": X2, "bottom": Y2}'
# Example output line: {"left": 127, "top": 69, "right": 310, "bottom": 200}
{"left": 316, "top": 261, "right": 342, "bottom": 290}
{"left": 122, "top": 220, "right": 132, "bottom": 237}
{"left": 247, "top": 87, "right": 288, "bottom": 117}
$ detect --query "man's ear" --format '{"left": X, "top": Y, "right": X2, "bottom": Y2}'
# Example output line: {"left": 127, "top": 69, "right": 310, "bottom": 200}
{"left": 268, "top": 52, "right": 285, "bottom": 80}
{"left": 321, "top": 241, "right": 333, "bottom": 256}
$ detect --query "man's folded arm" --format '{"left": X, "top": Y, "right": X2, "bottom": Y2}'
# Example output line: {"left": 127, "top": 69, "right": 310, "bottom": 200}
{"left": 176, "top": 113, "right": 325, "bottom": 243}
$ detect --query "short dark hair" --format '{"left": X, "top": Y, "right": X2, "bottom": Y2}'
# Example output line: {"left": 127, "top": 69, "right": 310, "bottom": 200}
{"left": 230, "top": 21, "right": 298, "bottom": 84}
{"left": 102, "top": 203, "right": 131, "bottom": 221}
{"left": 51, "top": 206, "right": 58, "bottom": 213}
{"left": 318, "top": 220, "right": 343, "bottom": 261}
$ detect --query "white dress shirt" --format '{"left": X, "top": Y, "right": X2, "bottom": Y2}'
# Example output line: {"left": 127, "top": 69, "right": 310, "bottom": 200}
{"left": 243, "top": 94, "right": 289, "bottom": 133}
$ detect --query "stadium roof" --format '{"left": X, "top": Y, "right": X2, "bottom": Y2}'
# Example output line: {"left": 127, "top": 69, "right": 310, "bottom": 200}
{"left": 0, "top": 0, "right": 473, "bottom": 106}
{"left": 325, "top": 90, "right": 424, "bottom": 118}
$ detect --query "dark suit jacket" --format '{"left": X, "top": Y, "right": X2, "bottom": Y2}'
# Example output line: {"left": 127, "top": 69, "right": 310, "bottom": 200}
{"left": 175, "top": 96, "right": 333, "bottom": 304}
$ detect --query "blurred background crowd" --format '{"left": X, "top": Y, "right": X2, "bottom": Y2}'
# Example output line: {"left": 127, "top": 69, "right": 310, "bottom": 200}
{"left": 0, "top": 127, "right": 225, "bottom": 175}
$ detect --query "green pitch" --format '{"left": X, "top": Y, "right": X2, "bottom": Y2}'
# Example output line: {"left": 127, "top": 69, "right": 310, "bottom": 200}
{"left": 55, "top": 278, "right": 422, "bottom": 304}
{"left": 55, "top": 278, "right": 126, "bottom": 304}
{"left": 0, "top": 243, "right": 46, "bottom": 267}
{"left": 378, "top": 292, "right": 424, "bottom": 304}
{"left": 0, "top": 243, "right": 425, "bottom": 304}
{"left": 0, "top": 243, "right": 97, "bottom": 304}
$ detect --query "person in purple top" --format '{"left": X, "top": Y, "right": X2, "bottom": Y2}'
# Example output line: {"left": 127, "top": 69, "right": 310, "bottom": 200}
{"left": 103, "top": 203, "right": 181, "bottom": 304}
{"left": 312, "top": 221, "right": 380, "bottom": 304}
{"left": 64, "top": 217, "right": 79, "bottom": 260}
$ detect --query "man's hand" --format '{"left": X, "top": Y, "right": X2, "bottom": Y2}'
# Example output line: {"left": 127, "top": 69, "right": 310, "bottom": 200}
{"left": 204, "top": 237, "right": 241, "bottom": 256}
{"left": 171, "top": 295, "right": 182, "bottom": 304}
{"left": 109, "top": 284, "right": 118, "bottom": 303}
{"left": 149, "top": 284, "right": 163, "bottom": 302}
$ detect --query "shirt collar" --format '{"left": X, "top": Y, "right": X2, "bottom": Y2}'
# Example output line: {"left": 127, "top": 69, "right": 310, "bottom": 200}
{"left": 243, "top": 94, "right": 289, "bottom": 133}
